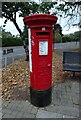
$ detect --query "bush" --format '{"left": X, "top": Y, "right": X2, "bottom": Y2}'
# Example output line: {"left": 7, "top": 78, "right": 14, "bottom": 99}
{"left": 2, "top": 37, "right": 23, "bottom": 47}
{"left": 62, "top": 35, "right": 74, "bottom": 43}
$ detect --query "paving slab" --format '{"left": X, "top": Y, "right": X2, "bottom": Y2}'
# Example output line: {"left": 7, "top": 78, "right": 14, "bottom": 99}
{"left": 36, "top": 109, "right": 77, "bottom": 118}
{"left": 3, "top": 108, "right": 13, "bottom": 115}
{"left": 2, "top": 78, "right": 80, "bottom": 118}
{"left": 45, "top": 104, "right": 79, "bottom": 117}
{"left": 3, "top": 114, "right": 15, "bottom": 118}
{"left": 36, "top": 110, "right": 63, "bottom": 118}
{"left": 15, "top": 111, "right": 35, "bottom": 118}
{"left": 30, "top": 106, "right": 38, "bottom": 114}
{"left": 14, "top": 111, "right": 24, "bottom": 118}
{"left": 21, "top": 112, "right": 35, "bottom": 118}
{"left": 15, "top": 101, "right": 30, "bottom": 112}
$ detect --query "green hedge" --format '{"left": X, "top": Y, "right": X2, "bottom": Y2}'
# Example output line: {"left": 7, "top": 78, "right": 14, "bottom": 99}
{"left": 62, "top": 35, "right": 74, "bottom": 43}
{"left": 2, "top": 37, "right": 23, "bottom": 47}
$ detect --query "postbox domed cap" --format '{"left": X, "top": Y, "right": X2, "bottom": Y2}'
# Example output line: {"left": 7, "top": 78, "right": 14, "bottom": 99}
{"left": 23, "top": 14, "right": 57, "bottom": 28}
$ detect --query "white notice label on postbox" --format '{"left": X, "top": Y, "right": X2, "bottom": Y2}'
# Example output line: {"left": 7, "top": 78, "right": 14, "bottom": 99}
{"left": 39, "top": 41, "right": 48, "bottom": 55}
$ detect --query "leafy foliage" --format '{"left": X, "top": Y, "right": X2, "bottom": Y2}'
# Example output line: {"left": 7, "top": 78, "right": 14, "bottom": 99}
{"left": 2, "top": 1, "right": 81, "bottom": 47}
{"left": 3, "top": 37, "right": 23, "bottom": 47}
{"left": 54, "top": 30, "right": 62, "bottom": 43}
{"left": 62, "top": 31, "right": 81, "bottom": 43}
{"left": 2, "top": 29, "right": 12, "bottom": 38}
{"left": 2, "top": 29, "right": 23, "bottom": 47}
{"left": 74, "top": 31, "right": 81, "bottom": 39}
{"left": 54, "top": 24, "right": 63, "bottom": 36}
{"left": 62, "top": 35, "right": 74, "bottom": 43}
{"left": 53, "top": 24, "right": 63, "bottom": 43}
{"left": 2, "top": 1, "right": 81, "bottom": 36}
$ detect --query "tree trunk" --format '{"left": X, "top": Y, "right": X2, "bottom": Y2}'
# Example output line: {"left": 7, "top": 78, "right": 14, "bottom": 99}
{"left": 13, "top": 19, "right": 29, "bottom": 61}
{"left": 13, "top": 19, "right": 23, "bottom": 37}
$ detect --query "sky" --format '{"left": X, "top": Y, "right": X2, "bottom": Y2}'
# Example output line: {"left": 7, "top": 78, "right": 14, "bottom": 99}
{"left": 0, "top": 14, "right": 79, "bottom": 36}
{"left": 0, "top": 1, "right": 80, "bottom": 36}
{"left": 0, "top": 13, "right": 24, "bottom": 36}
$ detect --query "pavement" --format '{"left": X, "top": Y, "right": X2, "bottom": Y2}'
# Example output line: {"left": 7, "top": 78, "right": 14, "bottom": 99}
{"left": 1, "top": 76, "right": 80, "bottom": 119}
{"left": 1, "top": 42, "right": 80, "bottom": 119}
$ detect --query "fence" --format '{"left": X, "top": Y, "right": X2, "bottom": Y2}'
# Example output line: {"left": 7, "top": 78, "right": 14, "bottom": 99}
{"left": 1, "top": 46, "right": 25, "bottom": 68}
{"left": 2, "top": 53, "right": 25, "bottom": 68}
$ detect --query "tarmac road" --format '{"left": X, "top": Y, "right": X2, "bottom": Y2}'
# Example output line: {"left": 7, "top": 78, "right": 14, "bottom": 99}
{"left": 1, "top": 42, "right": 79, "bottom": 68}
{"left": 1, "top": 46, "right": 25, "bottom": 68}
{"left": 54, "top": 41, "right": 79, "bottom": 49}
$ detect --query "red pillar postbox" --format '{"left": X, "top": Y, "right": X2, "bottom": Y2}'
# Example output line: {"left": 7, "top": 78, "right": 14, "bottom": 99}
{"left": 23, "top": 14, "right": 57, "bottom": 107}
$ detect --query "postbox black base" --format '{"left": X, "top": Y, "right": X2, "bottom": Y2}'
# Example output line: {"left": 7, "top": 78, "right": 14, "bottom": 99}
{"left": 30, "top": 87, "right": 52, "bottom": 107}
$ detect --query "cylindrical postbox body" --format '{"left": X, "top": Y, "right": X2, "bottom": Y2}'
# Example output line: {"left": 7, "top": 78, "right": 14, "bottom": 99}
{"left": 23, "top": 14, "right": 57, "bottom": 107}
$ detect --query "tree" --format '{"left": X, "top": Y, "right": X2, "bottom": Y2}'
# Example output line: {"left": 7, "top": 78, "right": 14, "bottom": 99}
{"left": 74, "top": 31, "right": 81, "bottom": 39}
{"left": 2, "top": 1, "right": 81, "bottom": 49}
{"left": 2, "top": 28, "right": 23, "bottom": 47}
{"left": 22, "top": 25, "right": 28, "bottom": 45}
{"left": 53, "top": 24, "right": 63, "bottom": 43}
{"left": 2, "top": 2, "right": 39, "bottom": 38}
{"left": 2, "top": 1, "right": 81, "bottom": 34}
{"left": 2, "top": 2, "right": 40, "bottom": 60}
{"left": 2, "top": 30, "right": 12, "bottom": 38}
{"left": 54, "top": 30, "right": 62, "bottom": 43}
{"left": 54, "top": 24, "right": 63, "bottom": 36}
